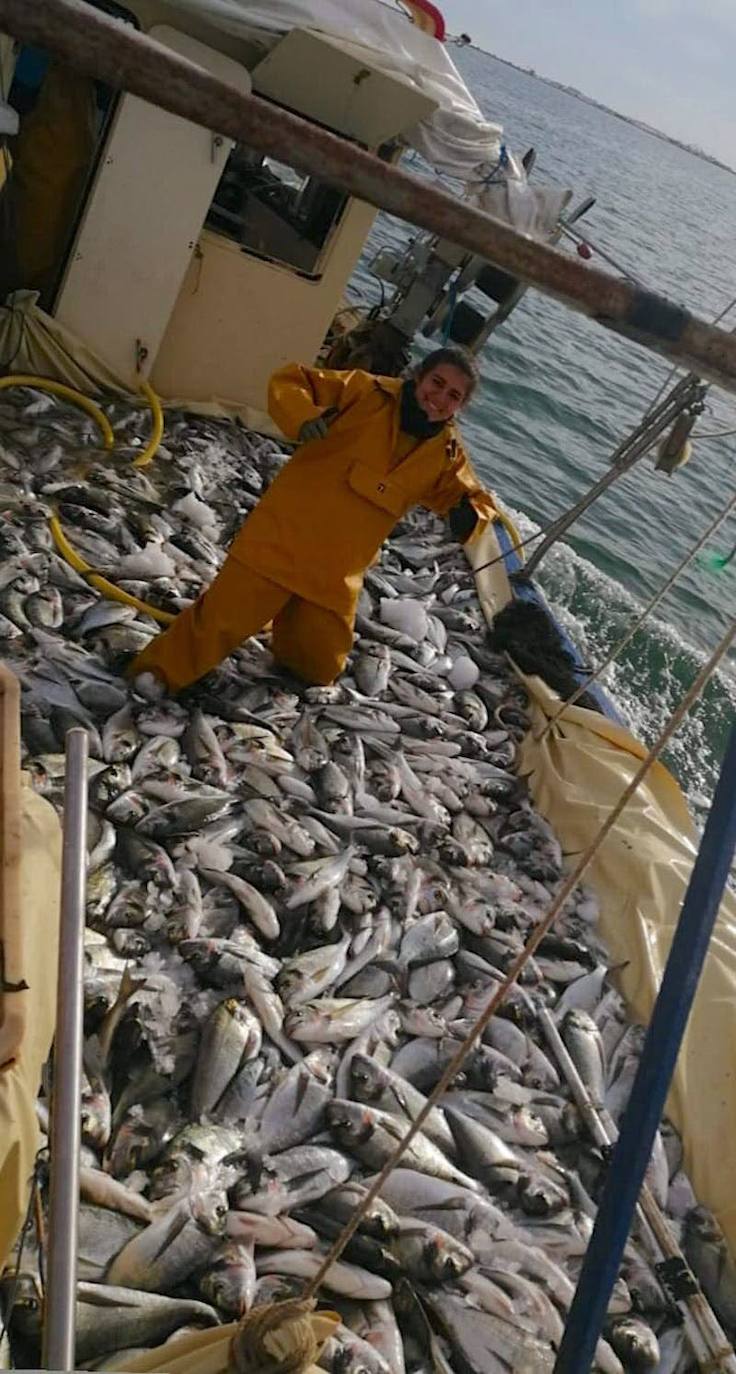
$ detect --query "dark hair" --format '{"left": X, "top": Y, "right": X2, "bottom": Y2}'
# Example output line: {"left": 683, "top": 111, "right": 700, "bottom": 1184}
{"left": 415, "top": 344, "right": 480, "bottom": 399}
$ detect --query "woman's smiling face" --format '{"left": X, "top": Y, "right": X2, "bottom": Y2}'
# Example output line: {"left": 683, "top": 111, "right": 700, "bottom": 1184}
{"left": 414, "top": 363, "right": 472, "bottom": 422}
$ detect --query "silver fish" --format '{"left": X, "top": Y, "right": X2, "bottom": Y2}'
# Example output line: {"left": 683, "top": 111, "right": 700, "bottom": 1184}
{"left": 286, "top": 994, "right": 395, "bottom": 1044}
{"left": 285, "top": 849, "right": 353, "bottom": 910}
{"left": 201, "top": 867, "right": 280, "bottom": 940}
{"left": 231, "top": 1144, "right": 352, "bottom": 1215}
{"left": 190, "top": 998, "right": 262, "bottom": 1116}
{"left": 354, "top": 643, "right": 392, "bottom": 697}
{"left": 326, "top": 1099, "right": 481, "bottom": 1193}
{"left": 6, "top": 1283, "right": 219, "bottom": 1364}
{"left": 349, "top": 1053, "right": 456, "bottom": 1157}
{"left": 106, "top": 1189, "right": 228, "bottom": 1291}
{"left": 255, "top": 1248, "right": 392, "bottom": 1300}
{"left": 278, "top": 935, "right": 352, "bottom": 1006}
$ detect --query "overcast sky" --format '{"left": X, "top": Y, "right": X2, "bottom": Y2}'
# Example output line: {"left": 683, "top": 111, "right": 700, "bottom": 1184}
{"left": 439, "top": 0, "right": 735, "bottom": 166}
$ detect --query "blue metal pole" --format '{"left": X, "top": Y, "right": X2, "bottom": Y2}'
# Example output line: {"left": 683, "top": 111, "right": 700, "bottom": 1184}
{"left": 554, "top": 721, "right": 736, "bottom": 1374}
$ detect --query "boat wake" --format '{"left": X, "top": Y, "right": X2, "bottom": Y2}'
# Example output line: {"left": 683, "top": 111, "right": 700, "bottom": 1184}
{"left": 509, "top": 507, "right": 736, "bottom": 817}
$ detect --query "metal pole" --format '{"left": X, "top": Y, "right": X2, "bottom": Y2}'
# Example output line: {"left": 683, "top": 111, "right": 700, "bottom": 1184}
{"left": 3, "top": 1, "right": 736, "bottom": 392}
{"left": 538, "top": 1008, "right": 736, "bottom": 1372}
{"left": 42, "top": 728, "right": 88, "bottom": 1372}
{"left": 554, "top": 719, "right": 736, "bottom": 1374}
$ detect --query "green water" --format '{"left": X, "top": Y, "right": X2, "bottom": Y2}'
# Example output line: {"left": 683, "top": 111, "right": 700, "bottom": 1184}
{"left": 354, "top": 48, "right": 736, "bottom": 811}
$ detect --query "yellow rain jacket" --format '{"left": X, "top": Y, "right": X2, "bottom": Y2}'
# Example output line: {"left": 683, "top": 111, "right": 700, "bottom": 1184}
{"left": 230, "top": 363, "right": 498, "bottom": 618}
{"left": 132, "top": 363, "right": 499, "bottom": 692}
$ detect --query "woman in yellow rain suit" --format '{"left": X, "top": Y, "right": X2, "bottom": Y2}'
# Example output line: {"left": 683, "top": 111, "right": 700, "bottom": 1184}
{"left": 131, "top": 345, "right": 497, "bottom": 694}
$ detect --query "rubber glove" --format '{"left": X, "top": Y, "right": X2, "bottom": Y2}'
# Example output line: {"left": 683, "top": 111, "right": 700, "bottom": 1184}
{"left": 448, "top": 494, "right": 479, "bottom": 543}
{"left": 297, "top": 407, "right": 339, "bottom": 444}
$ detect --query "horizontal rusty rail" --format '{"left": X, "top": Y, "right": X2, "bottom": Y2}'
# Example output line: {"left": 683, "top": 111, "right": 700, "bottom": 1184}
{"left": 2, "top": 0, "right": 736, "bottom": 392}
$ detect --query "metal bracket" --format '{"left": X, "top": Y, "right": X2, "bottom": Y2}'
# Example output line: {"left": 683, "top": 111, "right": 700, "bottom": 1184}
{"left": 655, "top": 1256, "right": 700, "bottom": 1303}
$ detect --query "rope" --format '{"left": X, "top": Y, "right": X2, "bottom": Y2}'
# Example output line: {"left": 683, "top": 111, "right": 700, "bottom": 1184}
{"left": 230, "top": 1299, "right": 319, "bottom": 1374}
{"left": 543, "top": 485, "right": 736, "bottom": 730}
{"left": 696, "top": 427, "right": 736, "bottom": 441}
{"left": 302, "top": 611, "right": 736, "bottom": 1301}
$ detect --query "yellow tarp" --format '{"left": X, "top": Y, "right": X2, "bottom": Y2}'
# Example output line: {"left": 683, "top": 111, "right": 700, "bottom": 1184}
{"left": 121, "top": 1302, "right": 339, "bottom": 1374}
{"left": 0, "top": 675, "right": 61, "bottom": 1270}
{"left": 470, "top": 523, "right": 736, "bottom": 1253}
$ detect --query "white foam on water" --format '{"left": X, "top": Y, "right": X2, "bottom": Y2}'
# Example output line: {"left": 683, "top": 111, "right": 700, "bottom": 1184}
{"left": 507, "top": 506, "right": 736, "bottom": 815}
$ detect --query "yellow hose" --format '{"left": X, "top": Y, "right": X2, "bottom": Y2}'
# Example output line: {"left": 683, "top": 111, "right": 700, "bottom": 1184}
{"left": 3, "top": 371, "right": 170, "bottom": 621}
{"left": 0, "top": 374, "right": 114, "bottom": 450}
{"left": 49, "top": 514, "right": 175, "bottom": 625}
{"left": 134, "top": 378, "right": 164, "bottom": 468}
{"left": 0, "top": 373, "right": 165, "bottom": 468}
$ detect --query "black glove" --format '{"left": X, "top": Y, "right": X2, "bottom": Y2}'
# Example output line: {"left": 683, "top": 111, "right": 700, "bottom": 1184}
{"left": 448, "top": 494, "right": 479, "bottom": 543}
{"left": 297, "top": 407, "right": 339, "bottom": 444}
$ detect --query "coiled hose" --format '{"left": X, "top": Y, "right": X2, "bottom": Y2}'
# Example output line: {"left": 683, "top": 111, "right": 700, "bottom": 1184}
{"left": 0, "top": 373, "right": 115, "bottom": 449}
{"left": 0, "top": 372, "right": 173, "bottom": 623}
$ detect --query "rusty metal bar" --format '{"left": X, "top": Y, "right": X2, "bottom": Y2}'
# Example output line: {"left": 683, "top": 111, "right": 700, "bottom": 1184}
{"left": 2, "top": 0, "right": 736, "bottom": 392}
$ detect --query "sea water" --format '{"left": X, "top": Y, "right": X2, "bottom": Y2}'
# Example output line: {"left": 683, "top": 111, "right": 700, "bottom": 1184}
{"left": 351, "top": 47, "right": 736, "bottom": 811}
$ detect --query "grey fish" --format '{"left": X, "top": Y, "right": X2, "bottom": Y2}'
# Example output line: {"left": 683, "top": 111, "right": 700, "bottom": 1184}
{"left": 684, "top": 1205, "right": 736, "bottom": 1330}
{"left": 3, "top": 1282, "right": 219, "bottom": 1364}
{"left": 445, "top": 1106, "right": 569, "bottom": 1215}
{"left": 349, "top": 1053, "right": 456, "bottom": 1157}
{"left": 190, "top": 998, "right": 262, "bottom": 1116}
{"left": 422, "top": 1289, "right": 560, "bottom": 1374}
{"left": 286, "top": 994, "right": 395, "bottom": 1044}
{"left": 252, "top": 1065, "right": 333, "bottom": 1157}
{"left": 243, "top": 963, "right": 302, "bottom": 1064}
{"left": 102, "top": 704, "right": 141, "bottom": 762}
{"left": 320, "top": 1325, "right": 392, "bottom": 1374}
{"left": 77, "top": 1203, "right": 144, "bottom": 1280}
{"left": 278, "top": 934, "right": 352, "bottom": 1006}
{"left": 607, "top": 1316, "right": 660, "bottom": 1373}
{"left": 231, "top": 1144, "right": 353, "bottom": 1215}
{"left": 320, "top": 1181, "right": 401, "bottom": 1240}
{"left": 254, "top": 1247, "right": 392, "bottom": 1300}
{"left": 400, "top": 910, "right": 458, "bottom": 966}
{"left": 326, "top": 1099, "right": 482, "bottom": 1193}
{"left": 199, "top": 1238, "right": 256, "bottom": 1317}
{"left": 201, "top": 867, "right": 279, "bottom": 940}
{"left": 408, "top": 959, "right": 455, "bottom": 1005}
{"left": 79, "top": 1167, "right": 153, "bottom": 1223}
{"left": 561, "top": 1007, "right": 606, "bottom": 1105}
{"left": 291, "top": 711, "right": 330, "bottom": 771}
{"left": 285, "top": 849, "right": 353, "bottom": 910}
{"left": 389, "top": 1216, "right": 474, "bottom": 1284}
{"left": 243, "top": 798, "right": 315, "bottom": 857}
{"left": 184, "top": 709, "right": 230, "bottom": 785}
{"left": 105, "top": 1188, "right": 228, "bottom": 1291}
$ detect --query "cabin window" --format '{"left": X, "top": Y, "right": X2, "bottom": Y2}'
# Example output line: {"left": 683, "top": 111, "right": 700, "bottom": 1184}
{"left": 206, "top": 145, "right": 348, "bottom": 277}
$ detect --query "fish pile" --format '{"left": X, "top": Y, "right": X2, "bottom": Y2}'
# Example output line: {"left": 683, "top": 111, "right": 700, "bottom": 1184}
{"left": 0, "top": 384, "right": 733, "bottom": 1374}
